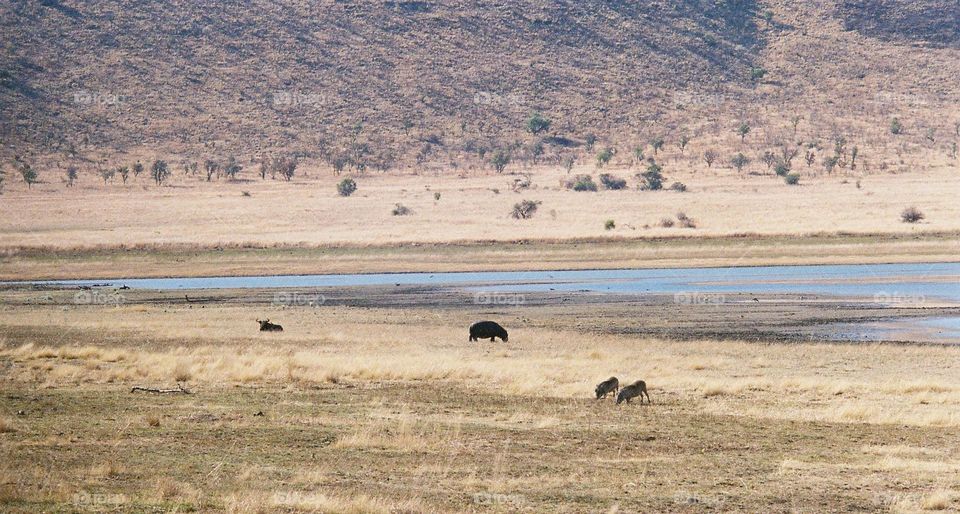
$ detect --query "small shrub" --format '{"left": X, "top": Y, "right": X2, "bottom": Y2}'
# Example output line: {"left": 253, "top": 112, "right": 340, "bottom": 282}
{"left": 599, "top": 173, "right": 627, "bottom": 190}
{"left": 676, "top": 212, "right": 696, "bottom": 228}
{"left": 391, "top": 203, "right": 412, "bottom": 216}
{"left": 604, "top": 219, "right": 616, "bottom": 230}
{"left": 900, "top": 207, "right": 924, "bottom": 223}
{"left": 512, "top": 175, "right": 532, "bottom": 192}
{"left": 565, "top": 174, "right": 597, "bottom": 192}
{"left": 669, "top": 181, "right": 687, "bottom": 192}
{"left": 596, "top": 147, "right": 615, "bottom": 168}
{"left": 731, "top": 153, "right": 750, "bottom": 172}
{"left": 491, "top": 150, "right": 510, "bottom": 173}
{"left": 145, "top": 414, "right": 161, "bottom": 427}
{"left": 241, "top": 191, "right": 251, "bottom": 197}
{"left": 433, "top": 192, "right": 441, "bottom": 201}
{"left": 511, "top": 200, "right": 541, "bottom": 219}
{"left": 659, "top": 217, "right": 675, "bottom": 228}
{"left": 526, "top": 112, "right": 551, "bottom": 135}
{"left": 784, "top": 172, "right": 801, "bottom": 185}
{"left": 337, "top": 178, "right": 357, "bottom": 197}
{"left": 890, "top": 118, "right": 903, "bottom": 135}
{"left": 774, "top": 163, "right": 790, "bottom": 176}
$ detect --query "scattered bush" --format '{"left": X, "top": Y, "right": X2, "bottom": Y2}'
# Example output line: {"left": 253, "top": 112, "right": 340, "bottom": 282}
{"left": 703, "top": 149, "right": 718, "bottom": 168}
{"left": 658, "top": 217, "right": 675, "bottom": 228}
{"left": 784, "top": 172, "right": 801, "bottom": 185}
{"left": 391, "top": 203, "right": 412, "bottom": 216}
{"left": 900, "top": 206, "right": 924, "bottom": 223}
{"left": 774, "top": 163, "right": 790, "bottom": 177}
{"left": 584, "top": 133, "right": 597, "bottom": 150}
{"left": 15, "top": 158, "right": 37, "bottom": 189}
{"left": 737, "top": 122, "right": 751, "bottom": 141}
{"left": 566, "top": 174, "right": 597, "bottom": 192}
{"left": 65, "top": 166, "right": 78, "bottom": 187}
{"left": 511, "top": 175, "right": 531, "bottom": 192}
{"left": 669, "top": 181, "right": 687, "bottom": 192}
{"left": 511, "top": 199, "right": 541, "bottom": 219}
{"left": 434, "top": 192, "right": 441, "bottom": 201}
{"left": 599, "top": 173, "right": 627, "bottom": 190}
{"left": 337, "top": 178, "right": 357, "bottom": 197}
{"left": 890, "top": 118, "right": 903, "bottom": 135}
{"left": 596, "top": 147, "right": 614, "bottom": 168}
{"left": 676, "top": 211, "right": 697, "bottom": 228}
{"left": 150, "top": 160, "right": 170, "bottom": 186}
{"left": 604, "top": 219, "right": 616, "bottom": 230}
{"left": 223, "top": 156, "right": 243, "bottom": 180}
{"left": 491, "top": 150, "right": 510, "bottom": 174}
{"left": 526, "top": 112, "right": 551, "bottom": 135}
{"left": 637, "top": 162, "right": 664, "bottom": 191}
{"left": 731, "top": 153, "right": 750, "bottom": 173}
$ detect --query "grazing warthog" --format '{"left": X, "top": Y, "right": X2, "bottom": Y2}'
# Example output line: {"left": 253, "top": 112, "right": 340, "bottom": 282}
{"left": 257, "top": 319, "right": 283, "bottom": 332}
{"left": 595, "top": 377, "right": 620, "bottom": 399}
{"left": 616, "top": 380, "right": 650, "bottom": 405}
{"left": 469, "top": 320, "right": 508, "bottom": 342}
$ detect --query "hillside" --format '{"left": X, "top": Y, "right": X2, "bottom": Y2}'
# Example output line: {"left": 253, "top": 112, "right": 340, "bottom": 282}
{"left": 1, "top": 0, "right": 958, "bottom": 174}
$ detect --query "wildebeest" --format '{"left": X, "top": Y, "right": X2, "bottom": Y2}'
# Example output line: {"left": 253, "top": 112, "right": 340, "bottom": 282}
{"left": 616, "top": 380, "right": 651, "bottom": 404}
{"left": 257, "top": 319, "right": 283, "bottom": 332}
{"left": 595, "top": 376, "right": 620, "bottom": 399}
{"left": 469, "top": 320, "right": 508, "bottom": 342}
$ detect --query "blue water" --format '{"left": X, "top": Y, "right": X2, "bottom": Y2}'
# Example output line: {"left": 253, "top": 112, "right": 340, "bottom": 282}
{"left": 7, "top": 262, "right": 960, "bottom": 303}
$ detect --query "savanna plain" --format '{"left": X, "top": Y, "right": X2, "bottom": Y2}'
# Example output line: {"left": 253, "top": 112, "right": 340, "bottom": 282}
{"left": 2, "top": 285, "right": 960, "bottom": 513}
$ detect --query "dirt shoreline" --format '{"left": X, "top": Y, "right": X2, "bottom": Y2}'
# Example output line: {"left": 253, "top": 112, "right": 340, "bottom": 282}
{"left": 5, "top": 284, "right": 957, "bottom": 344}
{"left": 2, "top": 231, "right": 959, "bottom": 281}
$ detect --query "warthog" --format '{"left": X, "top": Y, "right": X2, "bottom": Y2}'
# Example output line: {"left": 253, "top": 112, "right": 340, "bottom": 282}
{"left": 257, "top": 319, "right": 283, "bottom": 332}
{"left": 595, "top": 377, "right": 619, "bottom": 399}
{"left": 616, "top": 380, "right": 650, "bottom": 405}
{"left": 469, "top": 320, "right": 508, "bottom": 342}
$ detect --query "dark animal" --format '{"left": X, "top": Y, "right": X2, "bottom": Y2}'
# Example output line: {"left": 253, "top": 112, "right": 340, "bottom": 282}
{"left": 595, "top": 377, "right": 619, "bottom": 399}
{"left": 616, "top": 380, "right": 651, "bottom": 405}
{"left": 257, "top": 319, "right": 283, "bottom": 332}
{"left": 469, "top": 320, "right": 508, "bottom": 342}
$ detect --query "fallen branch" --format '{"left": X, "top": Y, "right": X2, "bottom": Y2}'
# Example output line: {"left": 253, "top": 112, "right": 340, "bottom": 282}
{"left": 130, "top": 383, "right": 191, "bottom": 394}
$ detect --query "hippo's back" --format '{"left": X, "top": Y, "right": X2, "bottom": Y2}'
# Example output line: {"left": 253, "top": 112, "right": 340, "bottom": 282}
{"left": 470, "top": 320, "right": 506, "bottom": 338}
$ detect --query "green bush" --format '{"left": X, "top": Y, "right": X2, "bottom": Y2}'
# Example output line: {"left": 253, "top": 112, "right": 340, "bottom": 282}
{"left": 604, "top": 219, "right": 616, "bottom": 230}
{"left": 599, "top": 173, "right": 627, "bottom": 190}
{"left": 391, "top": 203, "right": 412, "bottom": 216}
{"left": 890, "top": 118, "right": 903, "bottom": 135}
{"left": 637, "top": 162, "right": 664, "bottom": 191}
{"left": 784, "top": 172, "right": 801, "bottom": 185}
{"left": 566, "top": 174, "right": 597, "bottom": 192}
{"left": 337, "top": 178, "right": 357, "bottom": 196}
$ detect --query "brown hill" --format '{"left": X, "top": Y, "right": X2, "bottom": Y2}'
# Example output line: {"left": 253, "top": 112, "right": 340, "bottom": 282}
{"left": 1, "top": 0, "right": 958, "bottom": 173}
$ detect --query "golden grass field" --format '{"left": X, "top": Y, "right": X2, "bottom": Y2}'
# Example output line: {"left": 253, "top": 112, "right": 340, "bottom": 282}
{"left": 2, "top": 161, "right": 959, "bottom": 279}
{"left": 3, "top": 298, "right": 960, "bottom": 512}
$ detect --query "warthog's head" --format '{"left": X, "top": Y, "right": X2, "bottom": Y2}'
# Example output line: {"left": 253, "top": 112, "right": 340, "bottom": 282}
{"left": 257, "top": 319, "right": 269, "bottom": 328}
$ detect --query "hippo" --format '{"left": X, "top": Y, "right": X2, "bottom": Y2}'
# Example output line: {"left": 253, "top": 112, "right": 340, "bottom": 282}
{"left": 469, "top": 320, "right": 508, "bottom": 342}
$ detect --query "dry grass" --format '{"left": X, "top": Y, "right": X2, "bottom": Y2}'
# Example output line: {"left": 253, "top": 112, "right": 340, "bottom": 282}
{"left": 3, "top": 300, "right": 960, "bottom": 511}
{"left": 0, "top": 165, "right": 957, "bottom": 252}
